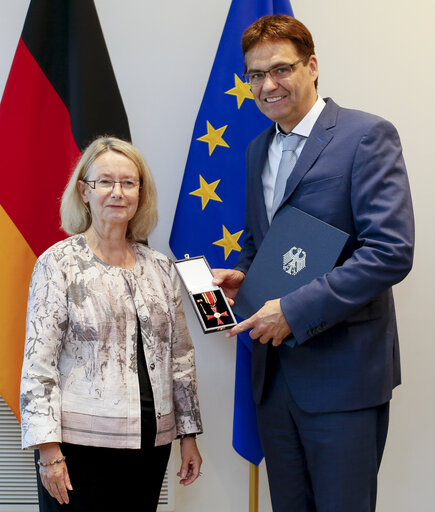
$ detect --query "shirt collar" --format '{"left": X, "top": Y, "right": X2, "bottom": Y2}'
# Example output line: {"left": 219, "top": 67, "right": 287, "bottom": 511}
{"left": 275, "top": 95, "right": 326, "bottom": 139}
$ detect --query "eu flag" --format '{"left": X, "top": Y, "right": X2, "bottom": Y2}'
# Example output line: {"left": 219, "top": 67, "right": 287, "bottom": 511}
{"left": 170, "top": 0, "right": 294, "bottom": 466}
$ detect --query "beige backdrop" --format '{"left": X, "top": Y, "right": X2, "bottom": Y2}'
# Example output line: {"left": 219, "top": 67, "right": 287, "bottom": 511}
{"left": 0, "top": 1, "right": 433, "bottom": 510}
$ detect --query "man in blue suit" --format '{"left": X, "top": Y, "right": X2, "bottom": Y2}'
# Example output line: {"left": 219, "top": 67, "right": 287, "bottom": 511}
{"left": 213, "top": 14, "right": 414, "bottom": 512}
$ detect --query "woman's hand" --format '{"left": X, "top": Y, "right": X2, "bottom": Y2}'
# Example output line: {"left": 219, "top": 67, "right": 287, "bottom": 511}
{"left": 177, "top": 437, "right": 202, "bottom": 486}
{"left": 38, "top": 442, "right": 73, "bottom": 504}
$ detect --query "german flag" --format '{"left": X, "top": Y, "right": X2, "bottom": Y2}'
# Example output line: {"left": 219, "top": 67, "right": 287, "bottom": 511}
{"left": 0, "top": 0, "right": 130, "bottom": 419}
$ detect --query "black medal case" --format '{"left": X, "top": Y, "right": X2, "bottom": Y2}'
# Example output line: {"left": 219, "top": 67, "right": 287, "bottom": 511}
{"left": 173, "top": 255, "right": 237, "bottom": 333}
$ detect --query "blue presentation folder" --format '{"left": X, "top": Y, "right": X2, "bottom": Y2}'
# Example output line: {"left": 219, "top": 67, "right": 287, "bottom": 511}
{"left": 233, "top": 205, "right": 349, "bottom": 320}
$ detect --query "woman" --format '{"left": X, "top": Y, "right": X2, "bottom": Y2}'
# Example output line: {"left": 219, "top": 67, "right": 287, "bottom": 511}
{"left": 20, "top": 137, "right": 203, "bottom": 511}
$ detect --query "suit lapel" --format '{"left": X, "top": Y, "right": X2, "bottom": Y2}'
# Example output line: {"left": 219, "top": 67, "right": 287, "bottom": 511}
{"left": 250, "top": 125, "right": 275, "bottom": 237}
{"left": 275, "top": 98, "right": 339, "bottom": 215}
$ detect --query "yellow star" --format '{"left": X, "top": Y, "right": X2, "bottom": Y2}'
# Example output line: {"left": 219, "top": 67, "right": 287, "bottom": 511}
{"left": 213, "top": 225, "right": 244, "bottom": 260}
{"left": 197, "top": 121, "right": 230, "bottom": 156}
{"left": 189, "top": 175, "right": 223, "bottom": 210}
{"left": 225, "top": 73, "right": 254, "bottom": 109}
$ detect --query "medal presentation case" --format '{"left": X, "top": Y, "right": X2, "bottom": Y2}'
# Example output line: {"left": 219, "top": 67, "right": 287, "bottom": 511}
{"left": 173, "top": 255, "right": 237, "bottom": 333}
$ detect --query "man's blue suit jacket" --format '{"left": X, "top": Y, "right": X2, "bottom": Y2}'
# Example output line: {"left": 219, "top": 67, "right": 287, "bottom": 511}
{"left": 235, "top": 98, "right": 414, "bottom": 412}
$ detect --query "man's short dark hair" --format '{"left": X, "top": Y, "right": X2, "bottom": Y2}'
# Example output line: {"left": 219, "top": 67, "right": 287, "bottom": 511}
{"left": 242, "top": 15, "right": 317, "bottom": 88}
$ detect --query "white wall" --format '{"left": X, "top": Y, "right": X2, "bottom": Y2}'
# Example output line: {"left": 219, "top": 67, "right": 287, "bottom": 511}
{"left": 1, "top": 1, "right": 434, "bottom": 510}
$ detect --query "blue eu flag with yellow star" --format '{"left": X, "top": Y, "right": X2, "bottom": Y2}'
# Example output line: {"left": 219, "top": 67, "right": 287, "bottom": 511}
{"left": 170, "top": 0, "right": 294, "bottom": 466}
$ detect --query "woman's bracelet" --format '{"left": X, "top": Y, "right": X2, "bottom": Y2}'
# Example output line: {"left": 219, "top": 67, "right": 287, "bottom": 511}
{"left": 37, "top": 456, "right": 66, "bottom": 467}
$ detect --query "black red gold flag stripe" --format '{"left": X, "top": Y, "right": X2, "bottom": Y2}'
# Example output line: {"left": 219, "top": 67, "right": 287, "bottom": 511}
{"left": 0, "top": 0, "right": 130, "bottom": 419}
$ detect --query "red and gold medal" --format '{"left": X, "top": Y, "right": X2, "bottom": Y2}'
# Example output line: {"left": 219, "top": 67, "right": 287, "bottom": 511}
{"left": 202, "top": 291, "right": 228, "bottom": 325}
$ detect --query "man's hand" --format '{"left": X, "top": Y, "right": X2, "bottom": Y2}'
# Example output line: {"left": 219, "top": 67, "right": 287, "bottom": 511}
{"left": 212, "top": 269, "right": 245, "bottom": 306}
{"left": 226, "top": 298, "right": 291, "bottom": 347}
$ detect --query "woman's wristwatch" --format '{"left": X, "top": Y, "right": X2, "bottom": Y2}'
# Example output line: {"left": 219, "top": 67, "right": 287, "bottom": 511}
{"left": 179, "top": 433, "right": 197, "bottom": 439}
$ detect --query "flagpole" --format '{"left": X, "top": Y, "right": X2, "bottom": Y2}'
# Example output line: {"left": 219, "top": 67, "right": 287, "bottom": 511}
{"left": 249, "top": 463, "right": 259, "bottom": 512}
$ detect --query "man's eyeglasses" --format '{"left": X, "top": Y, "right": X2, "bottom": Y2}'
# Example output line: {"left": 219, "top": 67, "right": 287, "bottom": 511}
{"left": 82, "top": 179, "right": 141, "bottom": 192}
{"left": 243, "top": 56, "right": 308, "bottom": 86}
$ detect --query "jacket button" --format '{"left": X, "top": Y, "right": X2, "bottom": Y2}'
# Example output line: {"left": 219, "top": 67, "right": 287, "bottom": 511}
{"left": 157, "top": 412, "right": 161, "bottom": 419}
{"left": 150, "top": 363, "right": 155, "bottom": 370}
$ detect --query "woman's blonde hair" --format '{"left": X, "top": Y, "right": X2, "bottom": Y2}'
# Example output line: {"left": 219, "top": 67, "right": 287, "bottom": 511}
{"left": 60, "top": 136, "right": 157, "bottom": 240}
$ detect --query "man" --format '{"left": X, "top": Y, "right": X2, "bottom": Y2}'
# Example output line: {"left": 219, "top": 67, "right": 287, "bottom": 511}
{"left": 213, "top": 15, "right": 414, "bottom": 512}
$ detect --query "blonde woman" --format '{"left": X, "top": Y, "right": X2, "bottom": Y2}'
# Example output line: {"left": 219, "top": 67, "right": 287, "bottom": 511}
{"left": 21, "top": 137, "right": 202, "bottom": 511}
